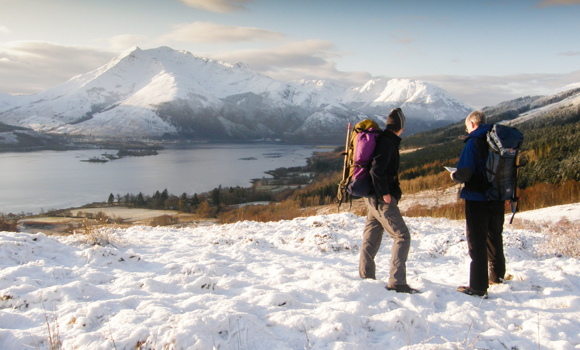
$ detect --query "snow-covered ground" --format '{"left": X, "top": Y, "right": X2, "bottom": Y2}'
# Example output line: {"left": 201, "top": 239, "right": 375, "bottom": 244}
{"left": 514, "top": 203, "right": 580, "bottom": 224}
{"left": 1, "top": 205, "right": 579, "bottom": 350}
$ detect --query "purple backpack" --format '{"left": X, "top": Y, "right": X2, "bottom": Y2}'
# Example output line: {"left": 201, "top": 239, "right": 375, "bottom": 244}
{"left": 345, "top": 119, "right": 381, "bottom": 197}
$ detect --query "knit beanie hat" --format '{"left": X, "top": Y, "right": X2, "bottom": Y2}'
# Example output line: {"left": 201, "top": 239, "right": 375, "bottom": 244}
{"left": 386, "top": 108, "right": 406, "bottom": 131}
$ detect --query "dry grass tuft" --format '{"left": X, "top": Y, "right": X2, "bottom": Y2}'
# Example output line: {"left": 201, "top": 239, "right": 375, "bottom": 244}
{"left": 73, "top": 218, "right": 120, "bottom": 247}
{"left": 400, "top": 171, "right": 456, "bottom": 195}
{"left": 509, "top": 218, "right": 547, "bottom": 232}
{"left": 31, "top": 306, "right": 62, "bottom": 350}
{"left": 150, "top": 215, "right": 179, "bottom": 227}
{"left": 544, "top": 218, "right": 580, "bottom": 258}
{"left": 403, "top": 202, "right": 465, "bottom": 220}
{"left": 0, "top": 215, "right": 18, "bottom": 232}
{"left": 511, "top": 217, "right": 580, "bottom": 258}
{"left": 218, "top": 199, "right": 305, "bottom": 224}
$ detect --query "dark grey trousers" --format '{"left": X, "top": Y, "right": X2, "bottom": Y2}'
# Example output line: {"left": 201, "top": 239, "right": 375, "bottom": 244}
{"left": 359, "top": 196, "right": 411, "bottom": 288}
{"left": 465, "top": 200, "right": 506, "bottom": 291}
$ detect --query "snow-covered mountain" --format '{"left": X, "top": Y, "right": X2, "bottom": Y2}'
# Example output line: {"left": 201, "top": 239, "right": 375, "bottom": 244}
{"left": 0, "top": 47, "right": 473, "bottom": 142}
{"left": 0, "top": 93, "right": 17, "bottom": 110}
{"left": 497, "top": 87, "right": 580, "bottom": 127}
{"left": 342, "top": 77, "right": 472, "bottom": 123}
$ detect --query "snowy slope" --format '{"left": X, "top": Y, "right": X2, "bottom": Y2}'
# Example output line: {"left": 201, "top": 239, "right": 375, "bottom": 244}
{"left": 341, "top": 78, "right": 473, "bottom": 123}
{"left": 507, "top": 89, "right": 580, "bottom": 127}
{"left": 514, "top": 203, "right": 580, "bottom": 224}
{"left": 1, "top": 206, "right": 579, "bottom": 349}
{"left": 554, "top": 82, "right": 580, "bottom": 94}
{"left": 0, "top": 47, "right": 473, "bottom": 141}
{"left": 0, "top": 93, "right": 17, "bottom": 110}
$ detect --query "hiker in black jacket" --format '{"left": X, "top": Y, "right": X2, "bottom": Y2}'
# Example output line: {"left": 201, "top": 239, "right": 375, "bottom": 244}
{"left": 450, "top": 110, "right": 506, "bottom": 297}
{"left": 359, "top": 108, "right": 419, "bottom": 294}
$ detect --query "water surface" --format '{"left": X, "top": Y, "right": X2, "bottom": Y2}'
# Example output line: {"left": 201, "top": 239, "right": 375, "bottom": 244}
{"left": 0, "top": 143, "right": 328, "bottom": 214}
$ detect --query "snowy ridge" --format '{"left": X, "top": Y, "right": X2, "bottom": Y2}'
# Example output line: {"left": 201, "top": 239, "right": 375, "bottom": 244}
{"left": 0, "top": 47, "right": 473, "bottom": 140}
{"left": 0, "top": 93, "right": 16, "bottom": 110}
{"left": 507, "top": 90, "right": 580, "bottom": 127}
{"left": 341, "top": 78, "right": 473, "bottom": 122}
{"left": 554, "top": 82, "right": 580, "bottom": 94}
{"left": 1, "top": 209, "right": 579, "bottom": 349}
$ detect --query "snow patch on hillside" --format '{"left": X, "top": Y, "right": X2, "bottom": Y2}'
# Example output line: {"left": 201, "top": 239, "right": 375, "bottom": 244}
{"left": 514, "top": 203, "right": 580, "bottom": 224}
{"left": 554, "top": 82, "right": 580, "bottom": 94}
{"left": 508, "top": 92, "right": 580, "bottom": 126}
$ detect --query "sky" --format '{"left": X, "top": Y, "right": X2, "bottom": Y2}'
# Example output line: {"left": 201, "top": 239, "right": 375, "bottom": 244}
{"left": 1, "top": 0, "right": 580, "bottom": 108}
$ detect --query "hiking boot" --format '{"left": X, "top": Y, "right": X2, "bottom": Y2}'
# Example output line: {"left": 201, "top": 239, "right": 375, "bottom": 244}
{"left": 457, "top": 286, "right": 487, "bottom": 298}
{"left": 386, "top": 284, "right": 420, "bottom": 294}
{"left": 489, "top": 279, "right": 503, "bottom": 285}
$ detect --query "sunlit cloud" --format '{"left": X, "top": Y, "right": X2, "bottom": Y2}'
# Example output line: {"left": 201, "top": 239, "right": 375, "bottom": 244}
{"left": 208, "top": 40, "right": 372, "bottom": 85}
{"left": 0, "top": 26, "right": 11, "bottom": 34}
{"left": 537, "top": 0, "right": 580, "bottom": 6}
{"left": 163, "top": 22, "right": 285, "bottom": 43}
{"left": 97, "top": 34, "right": 151, "bottom": 52}
{"left": 0, "top": 41, "right": 114, "bottom": 95}
{"left": 417, "top": 71, "right": 580, "bottom": 108}
{"left": 178, "top": 0, "right": 251, "bottom": 13}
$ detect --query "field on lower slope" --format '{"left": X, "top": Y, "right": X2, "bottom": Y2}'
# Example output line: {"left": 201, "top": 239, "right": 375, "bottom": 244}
{"left": 1, "top": 206, "right": 579, "bottom": 349}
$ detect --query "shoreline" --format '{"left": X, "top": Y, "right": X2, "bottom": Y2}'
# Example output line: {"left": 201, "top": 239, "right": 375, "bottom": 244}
{"left": 0, "top": 136, "right": 340, "bottom": 154}
{"left": 1, "top": 143, "right": 337, "bottom": 216}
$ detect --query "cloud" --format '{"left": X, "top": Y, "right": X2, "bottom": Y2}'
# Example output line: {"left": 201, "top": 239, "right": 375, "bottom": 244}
{"left": 208, "top": 40, "right": 372, "bottom": 86}
{"left": 391, "top": 30, "right": 413, "bottom": 45}
{"left": 417, "top": 71, "right": 580, "bottom": 108}
{"left": 536, "top": 0, "right": 580, "bottom": 6}
{"left": 0, "top": 39, "right": 370, "bottom": 95}
{"left": 0, "top": 41, "right": 114, "bottom": 95}
{"left": 0, "top": 26, "right": 11, "bottom": 34}
{"left": 97, "top": 34, "right": 150, "bottom": 52}
{"left": 163, "top": 22, "right": 285, "bottom": 43}
{"left": 178, "top": 0, "right": 251, "bottom": 13}
{"left": 559, "top": 51, "right": 580, "bottom": 56}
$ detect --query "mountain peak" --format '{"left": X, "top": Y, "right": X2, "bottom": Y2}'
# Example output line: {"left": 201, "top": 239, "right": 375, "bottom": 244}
{"left": 0, "top": 46, "right": 473, "bottom": 141}
{"left": 118, "top": 45, "right": 142, "bottom": 59}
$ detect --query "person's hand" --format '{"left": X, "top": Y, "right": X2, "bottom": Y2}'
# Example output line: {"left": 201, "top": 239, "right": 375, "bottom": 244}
{"left": 383, "top": 194, "right": 391, "bottom": 204}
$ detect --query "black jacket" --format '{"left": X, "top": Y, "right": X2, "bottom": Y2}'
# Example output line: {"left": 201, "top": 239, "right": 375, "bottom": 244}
{"left": 368, "top": 130, "right": 402, "bottom": 202}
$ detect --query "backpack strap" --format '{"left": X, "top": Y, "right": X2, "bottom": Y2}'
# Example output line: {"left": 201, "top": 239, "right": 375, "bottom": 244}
{"left": 509, "top": 147, "right": 522, "bottom": 224}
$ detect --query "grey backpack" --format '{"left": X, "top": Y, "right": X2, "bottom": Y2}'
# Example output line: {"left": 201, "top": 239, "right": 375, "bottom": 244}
{"left": 484, "top": 124, "right": 524, "bottom": 223}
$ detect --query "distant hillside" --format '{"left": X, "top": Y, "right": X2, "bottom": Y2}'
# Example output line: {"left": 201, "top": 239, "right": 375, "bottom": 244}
{"left": 399, "top": 86, "right": 580, "bottom": 188}
{"left": 401, "top": 87, "right": 580, "bottom": 150}
{"left": 0, "top": 123, "right": 71, "bottom": 152}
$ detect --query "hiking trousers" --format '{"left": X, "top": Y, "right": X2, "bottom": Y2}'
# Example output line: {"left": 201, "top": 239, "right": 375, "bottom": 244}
{"left": 465, "top": 200, "right": 506, "bottom": 291}
{"left": 359, "top": 196, "right": 410, "bottom": 287}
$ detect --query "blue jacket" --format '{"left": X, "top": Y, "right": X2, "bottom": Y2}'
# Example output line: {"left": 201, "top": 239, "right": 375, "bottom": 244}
{"left": 452, "top": 124, "right": 492, "bottom": 201}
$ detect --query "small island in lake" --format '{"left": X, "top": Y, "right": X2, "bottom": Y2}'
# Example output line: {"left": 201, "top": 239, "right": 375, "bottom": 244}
{"left": 81, "top": 148, "right": 159, "bottom": 162}
{"left": 81, "top": 156, "right": 109, "bottom": 163}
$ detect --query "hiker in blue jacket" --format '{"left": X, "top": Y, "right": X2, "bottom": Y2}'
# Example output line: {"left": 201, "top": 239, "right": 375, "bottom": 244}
{"left": 359, "top": 108, "right": 419, "bottom": 294}
{"left": 450, "top": 111, "right": 506, "bottom": 297}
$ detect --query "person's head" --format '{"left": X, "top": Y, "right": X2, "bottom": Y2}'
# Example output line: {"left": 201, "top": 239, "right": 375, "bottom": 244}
{"left": 465, "top": 110, "right": 486, "bottom": 134}
{"left": 386, "top": 108, "right": 406, "bottom": 136}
